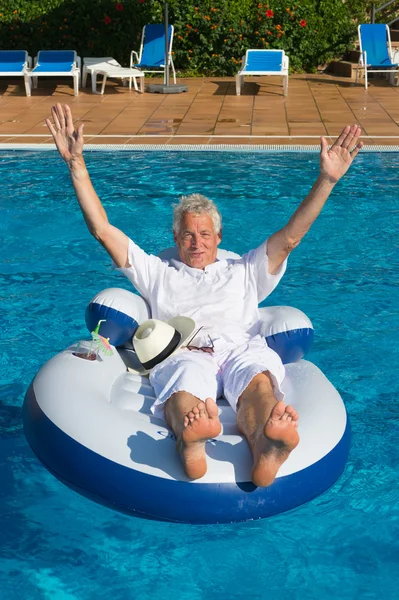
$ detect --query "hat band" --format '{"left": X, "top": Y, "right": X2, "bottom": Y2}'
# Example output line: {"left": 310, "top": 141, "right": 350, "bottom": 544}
{"left": 141, "top": 330, "right": 182, "bottom": 370}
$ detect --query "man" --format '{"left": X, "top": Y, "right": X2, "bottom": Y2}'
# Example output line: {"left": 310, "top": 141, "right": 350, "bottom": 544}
{"left": 46, "top": 104, "right": 362, "bottom": 486}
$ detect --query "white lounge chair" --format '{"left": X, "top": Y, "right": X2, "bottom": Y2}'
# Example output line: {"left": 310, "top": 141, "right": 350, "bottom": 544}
{"left": 357, "top": 24, "right": 399, "bottom": 89}
{"left": 24, "top": 50, "right": 81, "bottom": 96}
{"left": 0, "top": 51, "right": 32, "bottom": 94}
{"left": 236, "top": 49, "right": 289, "bottom": 96}
{"left": 131, "top": 23, "right": 176, "bottom": 84}
{"left": 82, "top": 57, "right": 121, "bottom": 90}
{"left": 93, "top": 66, "right": 145, "bottom": 94}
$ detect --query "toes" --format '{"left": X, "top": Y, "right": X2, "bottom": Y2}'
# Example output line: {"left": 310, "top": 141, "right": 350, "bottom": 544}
{"left": 270, "top": 400, "right": 286, "bottom": 420}
{"left": 205, "top": 397, "right": 219, "bottom": 418}
{"left": 285, "top": 405, "right": 299, "bottom": 421}
{"left": 270, "top": 402, "right": 299, "bottom": 424}
{"left": 187, "top": 410, "right": 196, "bottom": 423}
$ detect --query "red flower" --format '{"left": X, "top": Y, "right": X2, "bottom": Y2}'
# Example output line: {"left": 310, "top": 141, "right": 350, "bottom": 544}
{"left": 265, "top": 9, "right": 274, "bottom": 18}
{"left": 115, "top": 3, "right": 123, "bottom": 10}
{"left": 139, "top": 0, "right": 144, "bottom": 3}
{"left": 104, "top": 16, "right": 111, "bottom": 24}
{"left": 300, "top": 19, "right": 306, "bottom": 27}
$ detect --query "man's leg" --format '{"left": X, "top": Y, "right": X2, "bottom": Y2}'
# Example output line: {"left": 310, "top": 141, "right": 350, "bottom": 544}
{"left": 150, "top": 348, "right": 222, "bottom": 480}
{"left": 164, "top": 393, "right": 221, "bottom": 480}
{"left": 236, "top": 372, "right": 299, "bottom": 487}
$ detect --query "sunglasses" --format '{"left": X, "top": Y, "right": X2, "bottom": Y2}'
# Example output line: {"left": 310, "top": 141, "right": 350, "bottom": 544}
{"left": 185, "top": 326, "right": 215, "bottom": 354}
{"left": 187, "top": 335, "right": 215, "bottom": 354}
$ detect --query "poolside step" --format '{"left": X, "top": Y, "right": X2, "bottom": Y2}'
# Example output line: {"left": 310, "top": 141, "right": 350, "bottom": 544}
{"left": 327, "top": 60, "right": 363, "bottom": 79}
{"left": 328, "top": 41, "right": 399, "bottom": 79}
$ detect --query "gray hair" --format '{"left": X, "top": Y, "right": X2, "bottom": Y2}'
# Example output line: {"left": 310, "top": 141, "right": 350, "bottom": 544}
{"left": 172, "top": 193, "right": 222, "bottom": 234}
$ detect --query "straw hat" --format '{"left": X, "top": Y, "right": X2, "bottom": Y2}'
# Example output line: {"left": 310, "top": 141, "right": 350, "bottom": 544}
{"left": 133, "top": 316, "right": 197, "bottom": 373}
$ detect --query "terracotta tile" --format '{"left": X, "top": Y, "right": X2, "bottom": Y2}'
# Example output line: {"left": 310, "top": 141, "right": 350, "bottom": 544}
{"left": 85, "top": 137, "right": 132, "bottom": 144}
{"left": 0, "top": 75, "right": 396, "bottom": 142}
{"left": 367, "top": 137, "right": 399, "bottom": 145}
{"left": 0, "top": 136, "right": 53, "bottom": 144}
{"left": 252, "top": 127, "right": 290, "bottom": 136}
{"left": 123, "top": 137, "right": 172, "bottom": 145}
{"left": 167, "top": 137, "right": 211, "bottom": 145}
{"left": 288, "top": 137, "right": 324, "bottom": 145}
{"left": 209, "top": 137, "right": 251, "bottom": 145}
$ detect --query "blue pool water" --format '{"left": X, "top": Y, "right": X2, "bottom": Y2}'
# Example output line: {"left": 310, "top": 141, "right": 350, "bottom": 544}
{"left": 1, "top": 149, "right": 398, "bottom": 599}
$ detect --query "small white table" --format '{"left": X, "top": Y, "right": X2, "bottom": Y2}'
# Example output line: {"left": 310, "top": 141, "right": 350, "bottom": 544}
{"left": 82, "top": 57, "right": 121, "bottom": 90}
{"left": 93, "top": 67, "right": 145, "bottom": 94}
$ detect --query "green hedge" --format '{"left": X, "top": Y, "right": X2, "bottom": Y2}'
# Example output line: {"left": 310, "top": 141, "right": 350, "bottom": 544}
{"left": 0, "top": 0, "right": 372, "bottom": 74}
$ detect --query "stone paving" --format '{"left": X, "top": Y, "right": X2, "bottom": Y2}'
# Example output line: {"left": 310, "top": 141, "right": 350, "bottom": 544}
{"left": 1, "top": 73, "right": 399, "bottom": 145}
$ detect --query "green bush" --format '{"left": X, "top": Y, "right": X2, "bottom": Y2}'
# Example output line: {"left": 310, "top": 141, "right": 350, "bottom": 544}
{"left": 0, "top": 0, "right": 372, "bottom": 73}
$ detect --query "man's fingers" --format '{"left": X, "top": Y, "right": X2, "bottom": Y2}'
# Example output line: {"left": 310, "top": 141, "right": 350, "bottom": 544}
{"left": 331, "top": 125, "right": 351, "bottom": 149}
{"left": 65, "top": 104, "right": 74, "bottom": 132}
{"left": 349, "top": 125, "right": 362, "bottom": 151}
{"left": 55, "top": 103, "right": 66, "bottom": 129}
{"left": 45, "top": 118, "right": 57, "bottom": 138}
{"left": 349, "top": 141, "right": 364, "bottom": 160}
{"left": 320, "top": 136, "right": 329, "bottom": 156}
{"left": 51, "top": 106, "right": 61, "bottom": 130}
{"left": 77, "top": 123, "right": 84, "bottom": 143}
{"left": 341, "top": 124, "right": 360, "bottom": 149}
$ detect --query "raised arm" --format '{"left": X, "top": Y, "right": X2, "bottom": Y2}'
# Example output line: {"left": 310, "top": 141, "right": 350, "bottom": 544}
{"left": 45, "top": 103, "right": 129, "bottom": 267}
{"left": 267, "top": 125, "right": 363, "bottom": 274}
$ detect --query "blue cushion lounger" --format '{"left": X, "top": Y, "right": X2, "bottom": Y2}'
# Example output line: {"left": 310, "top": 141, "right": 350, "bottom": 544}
{"left": 0, "top": 51, "right": 32, "bottom": 93}
{"left": 236, "top": 49, "right": 289, "bottom": 96}
{"left": 357, "top": 24, "right": 399, "bottom": 89}
{"left": 130, "top": 24, "right": 176, "bottom": 84}
{"left": 24, "top": 50, "right": 81, "bottom": 96}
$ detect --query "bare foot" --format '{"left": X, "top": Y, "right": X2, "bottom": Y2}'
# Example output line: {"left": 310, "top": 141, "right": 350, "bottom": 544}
{"left": 177, "top": 398, "right": 221, "bottom": 480}
{"left": 251, "top": 400, "right": 299, "bottom": 487}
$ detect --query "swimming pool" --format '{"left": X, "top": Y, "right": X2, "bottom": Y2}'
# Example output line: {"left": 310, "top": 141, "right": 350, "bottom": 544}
{"left": 1, "top": 149, "right": 398, "bottom": 599}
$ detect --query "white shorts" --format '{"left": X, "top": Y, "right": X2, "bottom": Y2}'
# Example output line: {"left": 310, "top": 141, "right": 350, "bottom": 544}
{"left": 149, "top": 336, "right": 285, "bottom": 419}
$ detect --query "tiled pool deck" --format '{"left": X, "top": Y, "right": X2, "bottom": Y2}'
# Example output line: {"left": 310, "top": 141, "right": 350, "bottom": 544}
{"left": 1, "top": 73, "right": 399, "bottom": 146}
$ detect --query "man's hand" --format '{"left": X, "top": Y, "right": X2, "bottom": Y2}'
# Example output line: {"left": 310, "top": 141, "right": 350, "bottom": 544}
{"left": 320, "top": 125, "right": 363, "bottom": 184}
{"left": 267, "top": 124, "right": 363, "bottom": 274}
{"left": 45, "top": 103, "right": 84, "bottom": 164}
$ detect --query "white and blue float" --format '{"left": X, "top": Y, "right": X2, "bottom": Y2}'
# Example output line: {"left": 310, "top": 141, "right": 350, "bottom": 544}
{"left": 23, "top": 249, "right": 351, "bottom": 524}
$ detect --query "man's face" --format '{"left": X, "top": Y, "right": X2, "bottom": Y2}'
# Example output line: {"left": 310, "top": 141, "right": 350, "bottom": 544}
{"left": 174, "top": 212, "right": 222, "bottom": 269}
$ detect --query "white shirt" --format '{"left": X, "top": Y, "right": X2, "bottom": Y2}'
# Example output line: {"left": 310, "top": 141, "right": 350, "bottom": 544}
{"left": 117, "top": 238, "right": 287, "bottom": 348}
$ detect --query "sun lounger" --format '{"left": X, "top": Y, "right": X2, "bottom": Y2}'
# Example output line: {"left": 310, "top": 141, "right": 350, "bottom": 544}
{"left": 357, "top": 24, "right": 399, "bottom": 89}
{"left": 93, "top": 67, "right": 145, "bottom": 94}
{"left": 131, "top": 23, "right": 176, "bottom": 84}
{"left": 236, "top": 49, "right": 289, "bottom": 96}
{"left": 24, "top": 50, "right": 81, "bottom": 96}
{"left": 0, "top": 51, "right": 32, "bottom": 93}
{"left": 82, "top": 57, "right": 122, "bottom": 90}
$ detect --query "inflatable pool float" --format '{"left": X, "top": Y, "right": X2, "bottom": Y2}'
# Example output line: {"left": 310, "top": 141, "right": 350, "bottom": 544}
{"left": 23, "top": 250, "right": 351, "bottom": 524}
